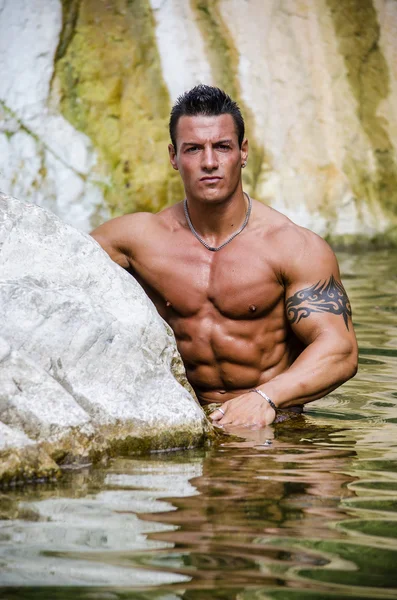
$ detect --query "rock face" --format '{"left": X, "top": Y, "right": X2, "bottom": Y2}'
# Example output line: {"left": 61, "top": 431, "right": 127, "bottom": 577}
{"left": 1, "top": 0, "right": 397, "bottom": 243}
{"left": 0, "top": 192, "right": 209, "bottom": 483}
{"left": 152, "top": 0, "right": 397, "bottom": 243}
{"left": 0, "top": 0, "right": 109, "bottom": 232}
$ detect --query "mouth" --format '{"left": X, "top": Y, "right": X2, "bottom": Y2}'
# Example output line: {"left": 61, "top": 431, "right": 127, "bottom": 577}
{"left": 200, "top": 176, "right": 222, "bottom": 183}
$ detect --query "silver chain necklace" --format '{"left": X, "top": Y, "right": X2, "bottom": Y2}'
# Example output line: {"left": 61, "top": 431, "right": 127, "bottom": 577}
{"left": 183, "top": 193, "right": 252, "bottom": 252}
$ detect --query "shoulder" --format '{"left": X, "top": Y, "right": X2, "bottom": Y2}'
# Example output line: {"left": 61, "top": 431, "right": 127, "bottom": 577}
{"left": 91, "top": 211, "right": 153, "bottom": 237}
{"left": 90, "top": 212, "right": 151, "bottom": 251}
{"left": 281, "top": 228, "right": 339, "bottom": 287}
{"left": 252, "top": 201, "right": 338, "bottom": 283}
{"left": 90, "top": 204, "right": 185, "bottom": 255}
{"left": 91, "top": 207, "right": 177, "bottom": 243}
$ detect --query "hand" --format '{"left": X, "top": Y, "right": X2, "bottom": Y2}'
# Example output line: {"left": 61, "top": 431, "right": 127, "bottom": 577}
{"left": 209, "top": 391, "right": 277, "bottom": 429}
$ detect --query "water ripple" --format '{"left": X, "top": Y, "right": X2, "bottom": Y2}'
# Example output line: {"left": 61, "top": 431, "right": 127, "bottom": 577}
{"left": 1, "top": 251, "right": 397, "bottom": 599}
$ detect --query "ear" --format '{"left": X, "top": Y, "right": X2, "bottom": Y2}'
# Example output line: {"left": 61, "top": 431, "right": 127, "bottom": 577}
{"left": 168, "top": 144, "right": 178, "bottom": 170}
{"left": 240, "top": 138, "right": 248, "bottom": 167}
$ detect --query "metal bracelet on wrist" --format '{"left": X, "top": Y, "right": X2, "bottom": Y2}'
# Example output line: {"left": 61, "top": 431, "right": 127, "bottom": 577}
{"left": 250, "top": 388, "right": 277, "bottom": 413}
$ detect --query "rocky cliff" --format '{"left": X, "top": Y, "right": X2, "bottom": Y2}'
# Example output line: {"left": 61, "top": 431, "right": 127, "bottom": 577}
{"left": 1, "top": 0, "right": 397, "bottom": 244}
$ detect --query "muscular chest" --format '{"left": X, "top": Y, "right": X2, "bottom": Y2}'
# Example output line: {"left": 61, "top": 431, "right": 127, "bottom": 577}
{"left": 131, "top": 237, "right": 283, "bottom": 319}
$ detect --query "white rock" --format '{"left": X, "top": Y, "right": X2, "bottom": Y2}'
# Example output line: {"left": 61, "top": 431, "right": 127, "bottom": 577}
{"left": 0, "top": 349, "right": 93, "bottom": 441}
{"left": 149, "top": 0, "right": 213, "bottom": 100}
{"left": 0, "top": 0, "right": 109, "bottom": 231}
{"left": 0, "top": 192, "right": 207, "bottom": 480}
{"left": 0, "top": 421, "right": 33, "bottom": 452}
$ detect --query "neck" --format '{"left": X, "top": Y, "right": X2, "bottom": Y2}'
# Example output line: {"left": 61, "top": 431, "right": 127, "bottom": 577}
{"left": 185, "top": 189, "right": 248, "bottom": 242}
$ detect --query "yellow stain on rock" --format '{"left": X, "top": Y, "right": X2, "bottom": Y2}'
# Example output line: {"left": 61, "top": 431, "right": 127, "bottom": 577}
{"left": 55, "top": 0, "right": 183, "bottom": 216}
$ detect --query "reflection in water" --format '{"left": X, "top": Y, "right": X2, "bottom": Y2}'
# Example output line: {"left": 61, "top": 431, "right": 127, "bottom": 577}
{"left": 0, "top": 251, "right": 397, "bottom": 600}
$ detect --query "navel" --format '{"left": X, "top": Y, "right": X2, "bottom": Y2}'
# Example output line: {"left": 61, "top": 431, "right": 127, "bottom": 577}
{"left": 249, "top": 304, "right": 257, "bottom": 313}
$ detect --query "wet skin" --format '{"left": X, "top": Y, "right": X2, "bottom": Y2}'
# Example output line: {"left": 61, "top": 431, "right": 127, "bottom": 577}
{"left": 91, "top": 114, "right": 358, "bottom": 428}
{"left": 129, "top": 201, "right": 302, "bottom": 402}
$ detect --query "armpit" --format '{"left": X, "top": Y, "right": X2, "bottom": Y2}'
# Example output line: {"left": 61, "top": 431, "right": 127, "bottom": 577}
{"left": 286, "top": 275, "right": 352, "bottom": 330}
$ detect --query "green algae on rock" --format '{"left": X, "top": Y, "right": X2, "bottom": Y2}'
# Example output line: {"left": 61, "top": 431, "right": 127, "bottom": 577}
{"left": 326, "top": 0, "right": 397, "bottom": 219}
{"left": 55, "top": 0, "right": 183, "bottom": 217}
{"left": 89, "top": 423, "right": 213, "bottom": 461}
{"left": 0, "top": 422, "right": 214, "bottom": 487}
{"left": 0, "top": 445, "right": 60, "bottom": 486}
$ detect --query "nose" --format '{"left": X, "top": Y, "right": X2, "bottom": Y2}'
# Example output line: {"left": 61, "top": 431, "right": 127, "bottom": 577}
{"left": 202, "top": 146, "right": 218, "bottom": 171}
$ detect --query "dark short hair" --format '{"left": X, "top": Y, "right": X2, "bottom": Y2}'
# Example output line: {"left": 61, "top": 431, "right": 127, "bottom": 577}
{"left": 169, "top": 84, "right": 245, "bottom": 151}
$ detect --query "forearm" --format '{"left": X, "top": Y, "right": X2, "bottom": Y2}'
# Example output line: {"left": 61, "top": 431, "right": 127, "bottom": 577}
{"left": 258, "top": 335, "right": 358, "bottom": 409}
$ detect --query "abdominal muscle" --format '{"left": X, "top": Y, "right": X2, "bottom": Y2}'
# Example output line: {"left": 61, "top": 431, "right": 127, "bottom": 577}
{"left": 166, "top": 306, "right": 301, "bottom": 405}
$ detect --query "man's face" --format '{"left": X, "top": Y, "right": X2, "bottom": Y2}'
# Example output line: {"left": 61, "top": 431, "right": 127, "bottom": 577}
{"left": 169, "top": 114, "right": 248, "bottom": 203}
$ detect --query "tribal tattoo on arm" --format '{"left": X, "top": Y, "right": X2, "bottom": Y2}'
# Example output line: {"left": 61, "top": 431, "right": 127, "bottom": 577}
{"left": 286, "top": 275, "right": 352, "bottom": 330}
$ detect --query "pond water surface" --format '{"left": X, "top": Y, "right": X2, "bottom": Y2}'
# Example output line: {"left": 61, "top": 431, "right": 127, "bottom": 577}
{"left": 1, "top": 250, "right": 397, "bottom": 600}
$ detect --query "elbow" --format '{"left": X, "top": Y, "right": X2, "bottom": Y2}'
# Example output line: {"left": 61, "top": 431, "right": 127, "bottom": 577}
{"left": 341, "top": 345, "right": 358, "bottom": 383}
{"left": 345, "top": 357, "right": 358, "bottom": 381}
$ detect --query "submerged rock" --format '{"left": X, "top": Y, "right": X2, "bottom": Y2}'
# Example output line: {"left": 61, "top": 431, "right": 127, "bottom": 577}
{"left": 0, "top": 192, "right": 210, "bottom": 484}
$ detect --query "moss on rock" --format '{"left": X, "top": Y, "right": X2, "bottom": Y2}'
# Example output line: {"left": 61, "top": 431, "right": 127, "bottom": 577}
{"left": 0, "top": 446, "right": 60, "bottom": 486}
{"left": 55, "top": 0, "right": 183, "bottom": 216}
{"left": 90, "top": 423, "right": 212, "bottom": 461}
{"left": 56, "top": 0, "right": 81, "bottom": 62}
{"left": 326, "top": 0, "right": 397, "bottom": 218}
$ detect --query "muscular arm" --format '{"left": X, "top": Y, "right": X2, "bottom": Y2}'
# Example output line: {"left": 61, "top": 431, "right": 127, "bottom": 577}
{"left": 211, "top": 229, "right": 358, "bottom": 427}
{"left": 264, "top": 257, "right": 358, "bottom": 409}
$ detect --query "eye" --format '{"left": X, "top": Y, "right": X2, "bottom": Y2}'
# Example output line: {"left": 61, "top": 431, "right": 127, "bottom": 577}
{"left": 186, "top": 146, "right": 199, "bottom": 153}
{"left": 218, "top": 144, "right": 231, "bottom": 151}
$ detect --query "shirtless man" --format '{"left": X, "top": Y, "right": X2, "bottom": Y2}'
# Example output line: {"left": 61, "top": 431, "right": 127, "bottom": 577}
{"left": 91, "top": 85, "right": 358, "bottom": 428}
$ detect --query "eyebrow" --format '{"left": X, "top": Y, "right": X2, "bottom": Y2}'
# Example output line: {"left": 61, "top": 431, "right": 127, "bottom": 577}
{"left": 181, "top": 139, "right": 234, "bottom": 148}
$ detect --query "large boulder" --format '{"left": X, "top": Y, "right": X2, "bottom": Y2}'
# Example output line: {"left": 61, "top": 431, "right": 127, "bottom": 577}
{"left": 0, "top": 192, "right": 210, "bottom": 484}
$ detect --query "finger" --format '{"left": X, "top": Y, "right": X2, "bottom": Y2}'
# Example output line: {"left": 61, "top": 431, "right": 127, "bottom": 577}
{"left": 210, "top": 407, "right": 226, "bottom": 421}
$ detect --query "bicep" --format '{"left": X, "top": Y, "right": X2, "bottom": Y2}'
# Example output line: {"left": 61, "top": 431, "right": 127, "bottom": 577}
{"left": 283, "top": 237, "right": 355, "bottom": 347}
{"left": 286, "top": 274, "right": 353, "bottom": 342}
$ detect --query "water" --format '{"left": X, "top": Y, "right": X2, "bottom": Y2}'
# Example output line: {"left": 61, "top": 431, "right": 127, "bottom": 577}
{"left": 1, "top": 250, "right": 397, "bottom": 600}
